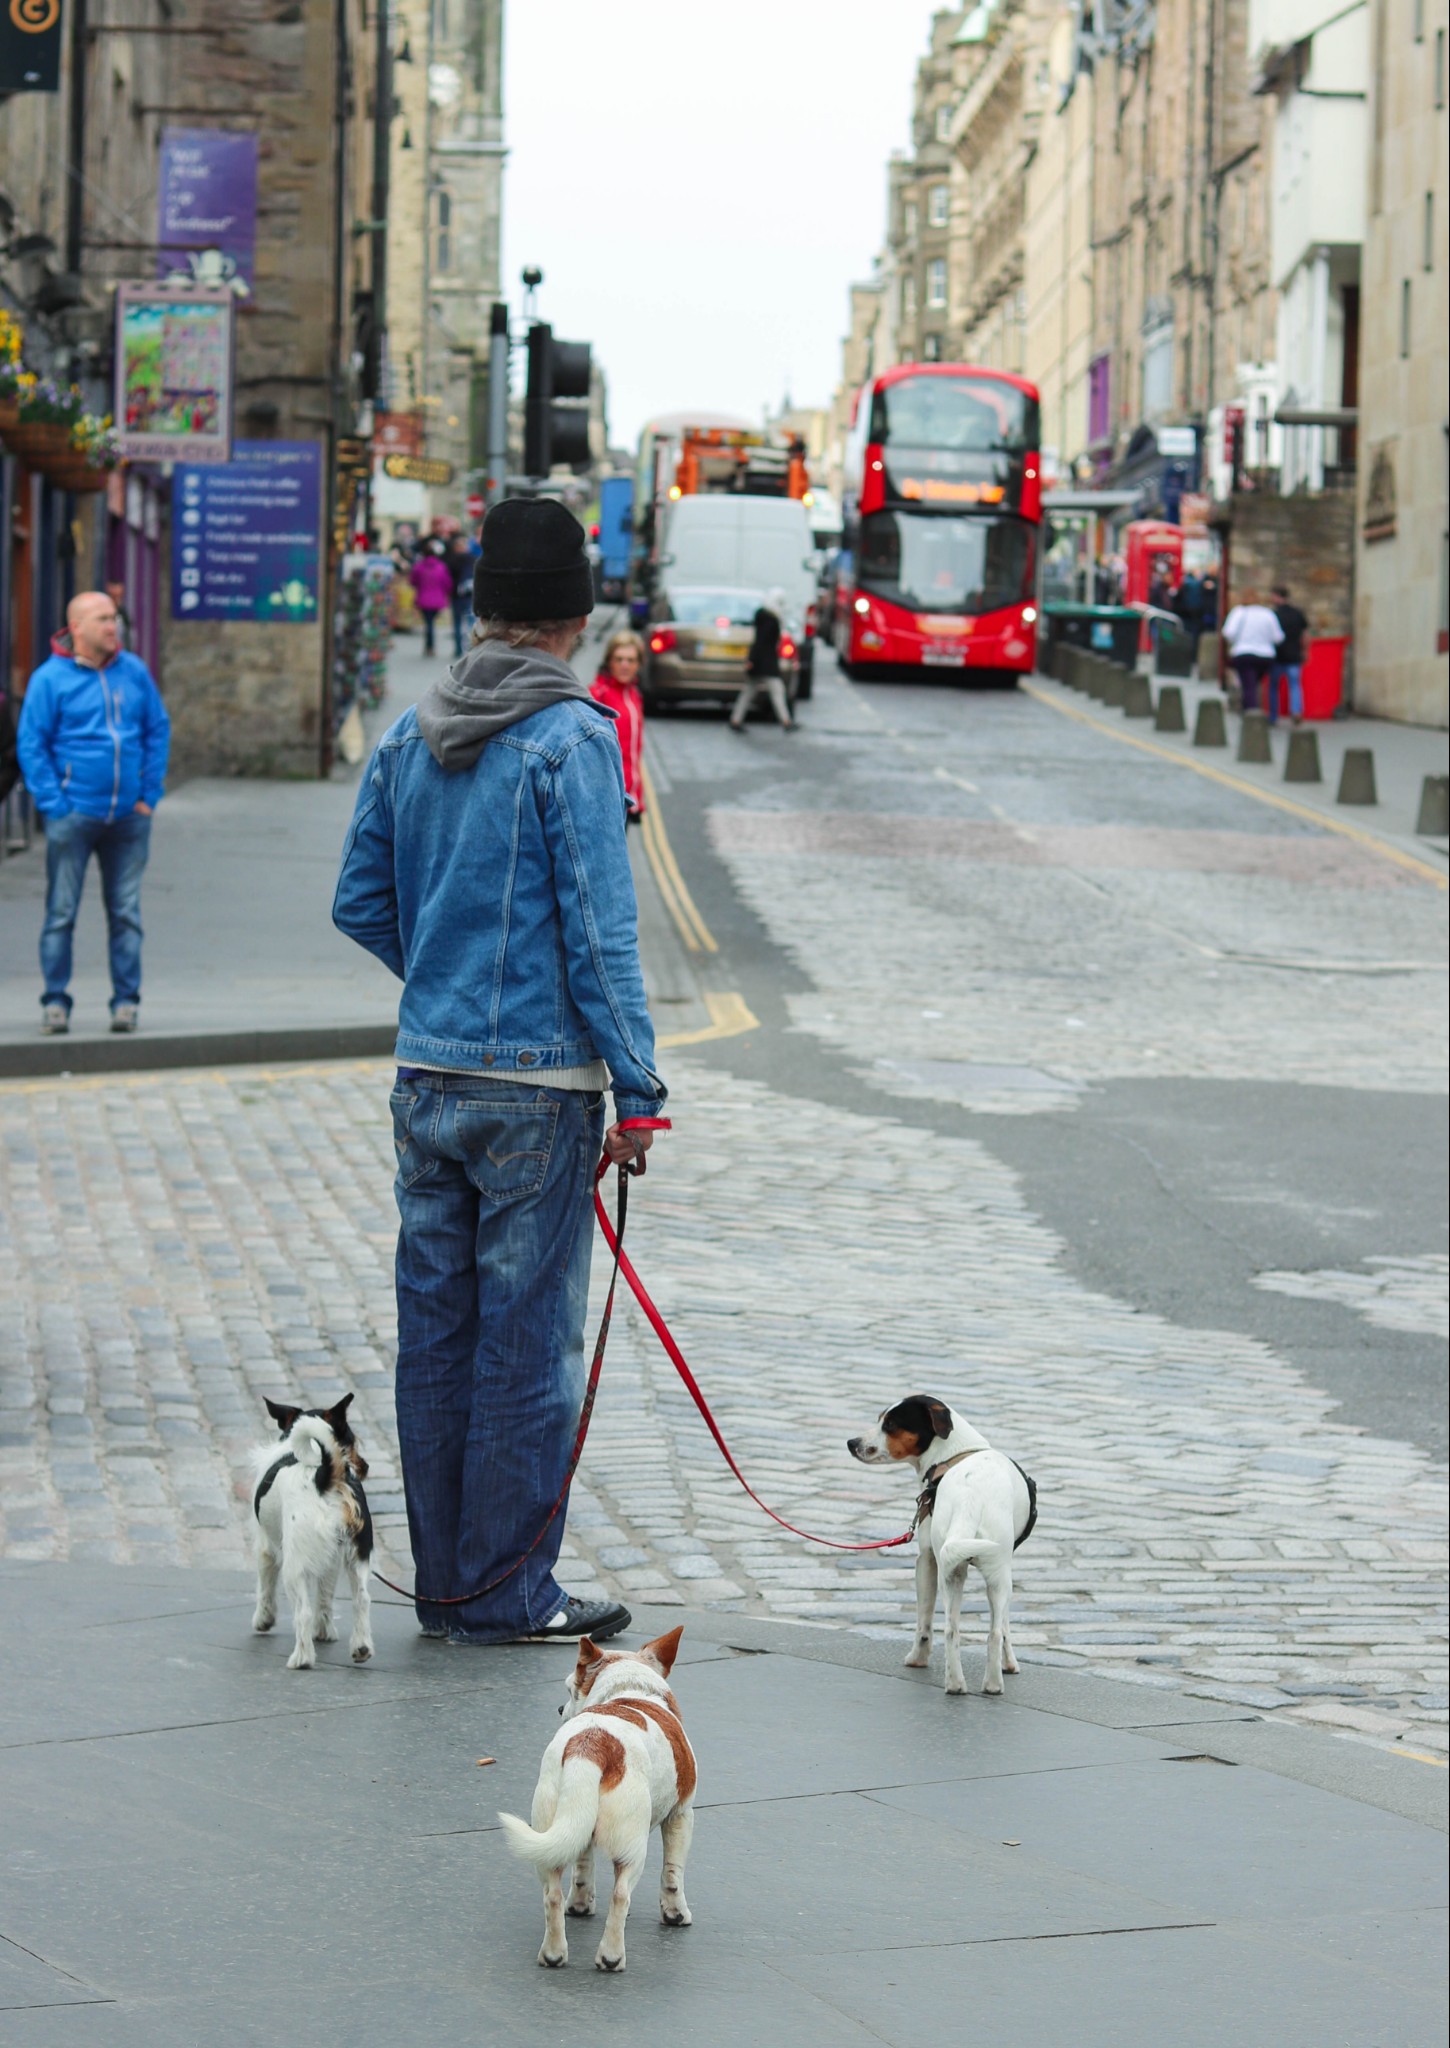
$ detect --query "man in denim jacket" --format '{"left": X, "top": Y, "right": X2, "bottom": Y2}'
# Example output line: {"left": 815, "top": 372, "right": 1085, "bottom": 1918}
{"left": 334, "top": 499, "right": 667, "bottom": 1644}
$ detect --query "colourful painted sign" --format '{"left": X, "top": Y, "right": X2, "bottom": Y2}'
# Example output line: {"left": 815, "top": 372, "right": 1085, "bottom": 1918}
{"left": 116, "top": 285, "right": 234, "bottom": 465}
{"left": 157, "top": 130, "right": 259, "bottom": 292}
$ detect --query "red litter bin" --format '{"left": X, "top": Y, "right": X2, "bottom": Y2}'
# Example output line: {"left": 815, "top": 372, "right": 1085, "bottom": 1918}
{"left": 1273, "top": 636, "right": 1346, "bottom": 720}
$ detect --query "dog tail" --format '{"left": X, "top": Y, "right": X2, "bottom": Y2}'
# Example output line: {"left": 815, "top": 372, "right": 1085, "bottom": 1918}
{"left": 497, "top": 1760, "right": 603, "bottom": 1872}
{"left": 284, "top": 1416, "right": 333, "bottom": 1475}
{"left": 939, "top": 1533, "right": 1000, "bottom": 1580}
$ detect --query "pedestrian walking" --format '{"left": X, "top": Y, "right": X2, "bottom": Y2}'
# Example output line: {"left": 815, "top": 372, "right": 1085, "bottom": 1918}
{"left": 589, "top": 629, "right": 647, "bottom": 823}
{"left": 15, "top": 591, "right": 170, "bottom": 1036}
{"left": 1221, "top": 590, "right": 1283, "bottom": 714}
{"left": 1269, "top": 583, "right": 1310, "bottom": 725}
{"left": 446, "top": 534, "right": 476, "bottom": 658}
{"left": 409, "top": 540, "right": 454, "bottom": 656}
{"left": 333, "top": 497, "right": 667, "bottom": 1646}
{"left": 1174, "top": 570, "right": 1205, "bottom": 643}
{"left": 729, "top": 587, "right": 795, "bottom": 731}
{"left": 1198, "top": 570, "right": 1221, "bottom": 629}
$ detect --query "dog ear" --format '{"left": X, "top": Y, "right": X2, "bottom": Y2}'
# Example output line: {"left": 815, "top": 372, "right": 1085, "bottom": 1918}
{"left": 264, "top": 1398, "right": 301, "bottom": 1435}
{"left": 924, "top": 1397, "right": 953, "bottom": 1445}
{"left": 574, "top": 1638, "right": 605, "bottom": 1691}
{"left": 324, "top": 1392, "right": 355, "bottom": 1434}
{"left": 640, "top": 1624, "right": 684, "bottom": 1676}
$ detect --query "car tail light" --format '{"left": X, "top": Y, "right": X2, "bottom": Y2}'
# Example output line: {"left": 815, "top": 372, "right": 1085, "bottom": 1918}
{"left": 649, "top": 628, "right": 676, "bottom": 655}
{"left": 805, "top": 602, "right": 818, "bottom": 637}
{"left": 780, "top": 636, "right": 797, "bottom": 660}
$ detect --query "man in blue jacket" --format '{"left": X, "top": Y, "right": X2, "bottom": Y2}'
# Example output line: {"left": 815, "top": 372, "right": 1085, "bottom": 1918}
{"left": 16, "top": 591, "right": 170, "bottom": 1035}
{"left": 334, "top": 499, "right": 668, "bottom": 1646}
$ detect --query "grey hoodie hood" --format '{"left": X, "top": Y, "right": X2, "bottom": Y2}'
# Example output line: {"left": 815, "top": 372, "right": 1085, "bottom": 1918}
{"left": 415, "top": 640, "right": 603, "bottom": 772}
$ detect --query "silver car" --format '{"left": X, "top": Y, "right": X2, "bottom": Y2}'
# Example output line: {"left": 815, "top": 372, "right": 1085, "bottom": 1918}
{"left": 644, "top": 585, "right": 801, "bottom": 711}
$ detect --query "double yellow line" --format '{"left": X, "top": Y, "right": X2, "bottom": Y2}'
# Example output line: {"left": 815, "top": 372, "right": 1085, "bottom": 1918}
{"left": 638, "top": 762, "right": 759, "bottom": 1049}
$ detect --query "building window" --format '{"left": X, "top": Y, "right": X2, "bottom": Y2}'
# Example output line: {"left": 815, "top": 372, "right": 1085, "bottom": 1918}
{"left": 1088, "top": 352, "right": 1111, "bottom": 444}
{"left": 1436, "top": 28, "right": 1445, "bottom": 105}
{"left": 923, "top": 332, "right": 943, "bottom": 361}
{"left": 927, "top": 258, "right": 947, "bottom": 308}
{"left": 902, "top": 273, "right": 917, "bottom": 321}
{"left": 1426, "top": 192, "right": 1435, "bottom": 270}
{"left": 1413, "top": 0, "right": 1423, "bottom": 36}
{"left": 903, "top": 199, "right": 918, "bottom": 241}
{"left": 1400, "top": 277, "right": 1411, "bottom": 356}
{"left": 1141, "top": 315, "right": 1175, "bottom": 418}
{"left": 935, "top": 101, "right": 952, "bottom": 140}
{"left": 434, "top": 189, "right": 452, "bottom": 274}
{"left": 928, "top": 183, "right": 949, "bottom": 228}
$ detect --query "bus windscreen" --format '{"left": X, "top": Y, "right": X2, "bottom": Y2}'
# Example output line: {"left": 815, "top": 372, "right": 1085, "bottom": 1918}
{"left": 858, "top": 509, "right": 1034, "bottom": 615}
{"left": 870, "top": 376, "right": 1040, "bottom": 456}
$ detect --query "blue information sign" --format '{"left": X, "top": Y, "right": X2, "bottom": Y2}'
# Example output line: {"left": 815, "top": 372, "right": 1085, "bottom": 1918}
{"left": 172, "top": 440, "right": 322, "bottom": 623}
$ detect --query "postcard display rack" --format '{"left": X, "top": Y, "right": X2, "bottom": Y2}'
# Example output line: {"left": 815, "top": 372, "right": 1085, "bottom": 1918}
{"left": 333, "top": 553, "right": 393, "bottom": 732}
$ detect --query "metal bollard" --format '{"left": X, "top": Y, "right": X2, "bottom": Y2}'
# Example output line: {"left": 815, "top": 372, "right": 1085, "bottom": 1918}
{"left": 1337, "top": 748, "right": 1378, "bottom": 806}
{"left": 1193, "top": 697, "right": 1228, "bottom": 747}
{"left": 1238, "top": 711, "right": 1272, "bottom": 763}
{"left": 1123, "top": 672, "right": 1154, "bottom": 718}
{"left": 1416, "top": 774, "right": 1450, "bottom": 835}
{"left": 1155, "top": 685, "right": 1186, "bottom": 733}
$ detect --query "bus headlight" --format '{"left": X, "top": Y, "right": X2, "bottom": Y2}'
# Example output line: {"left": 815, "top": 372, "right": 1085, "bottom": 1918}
{"left": 854, "top": 596, "right": 871, "bottom": 615}
{"left": 1022, "top": 605, "right": 1038, "bottom": 624}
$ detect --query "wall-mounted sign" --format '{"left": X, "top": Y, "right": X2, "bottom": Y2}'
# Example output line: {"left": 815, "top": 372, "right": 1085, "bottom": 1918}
{"left": 0, "top": 0, "right": 63, "bottom": 94}
{"left": 116, "top": 284, "right": 234, "bottom": 464}
{"left": 375, "top": 411, "right": 425, "bottom": 458}
{"left": 172, "top": 439, "right": 322, "bottom": 623}
{"left": 383, "top": 452, "right": 453, "bottom": 486}
{"left": 157, "top": 130, "right": 259, "bottom": 293}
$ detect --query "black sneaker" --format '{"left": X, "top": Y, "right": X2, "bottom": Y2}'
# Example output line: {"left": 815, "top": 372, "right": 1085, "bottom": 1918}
{"left": 511, "top": 1595, "right": 632, "bottom": 1644}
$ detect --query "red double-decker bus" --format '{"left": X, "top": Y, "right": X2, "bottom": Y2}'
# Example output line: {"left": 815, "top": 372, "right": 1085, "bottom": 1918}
{"left": 835, "top": 363, "right": 1042, "bottom": 680}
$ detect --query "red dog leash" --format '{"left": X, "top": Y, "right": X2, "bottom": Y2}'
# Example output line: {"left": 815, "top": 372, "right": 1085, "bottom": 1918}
{"left": 375, "top": 1118, "right": 913, "bottom": 1608}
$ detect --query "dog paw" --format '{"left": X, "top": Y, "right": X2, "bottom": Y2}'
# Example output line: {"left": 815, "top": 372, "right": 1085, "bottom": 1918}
{"left": 944, "top": 1677, "right": 968, "bottom": 1696}
{"left": 537, "top": 1948, "right": 568, "bottom": 1969}
{"left": 982, "top": 1678, "right": 1004, "bottom": 1695}
{"left": 904, "top": 1648, "right": 931, "bottom": 1668}
{"left": 314, "top": 1620, "right": 339, "bottom": 1643}
{"left": 594, "top": 1950, "right": 625, "bottom": 1973}
{"left": 350, "top": 1642, "right": 373, "bottom": 1664}
{"left": 251, "top": 1614, "right": 275, "bottom": 1634}
{"left": 566, "top": 1898, "right": 595, "bottom": 1919}
{"left": 286, "top": 1647, "right": 315, "bottom": 1670}
{"left": 1003, "top": 1655, "right": 1020, "bottom": 1674}
{"left": 660, "top": 1905, "right": 692, "bottom": 1927}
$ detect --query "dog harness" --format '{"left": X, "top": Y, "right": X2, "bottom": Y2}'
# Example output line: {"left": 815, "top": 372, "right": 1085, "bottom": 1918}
{"left": 914, "top": 1450, "right": 1038, "bottom": 1550}
{"left": 253, "top": 1452, "right": 375, "bottom": 1559}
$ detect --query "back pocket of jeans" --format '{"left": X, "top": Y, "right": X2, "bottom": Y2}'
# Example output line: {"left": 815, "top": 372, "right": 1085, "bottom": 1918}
{"left": 454, "top": 1095, "right": 559, "bottom": 1203}
{"left": 389, "top": 1087, "right": 436, "bottom": 1189}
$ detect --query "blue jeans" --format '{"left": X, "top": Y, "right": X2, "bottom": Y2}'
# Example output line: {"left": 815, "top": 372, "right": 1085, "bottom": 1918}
{"left": 41, "top": 809, "right": 151, "bottom": 1012}
{"left": 1269, "top": 662, "right": 1303, "bottom": 722}
{"left": 390, "top": 1074, "right": 605, "bottom": 1640}
{"left": 451, "top": 594, "right": 472, "bottom": 658}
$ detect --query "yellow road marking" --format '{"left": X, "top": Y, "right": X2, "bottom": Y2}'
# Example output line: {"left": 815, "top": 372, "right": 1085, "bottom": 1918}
{"left": 1391, "top": 1747, "right": 1449, "bottom": 1767}
{"left": 639, "top": 763, "right": 718, "bottom": 952}
{"left": 1021, "top": 681, "right": 1449, "bottom": 891}
{"left": 657, "top": 989, "right": 759, "bottom": 1048}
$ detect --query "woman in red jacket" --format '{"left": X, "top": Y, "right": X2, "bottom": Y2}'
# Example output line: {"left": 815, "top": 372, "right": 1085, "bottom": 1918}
{"left": 589, "top": 630, "right": 647, "bottom": 823}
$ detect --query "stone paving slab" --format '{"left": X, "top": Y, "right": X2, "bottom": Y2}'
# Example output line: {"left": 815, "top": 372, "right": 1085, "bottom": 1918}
{"left": 0, "top": 1569, "right": 1442, "bottom": 2047}
{"left": 2, "top": 1052, "right": 1444, "bottom": 1756}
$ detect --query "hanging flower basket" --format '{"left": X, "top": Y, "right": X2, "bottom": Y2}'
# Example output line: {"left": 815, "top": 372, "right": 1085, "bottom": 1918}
{"left": 4, "top": 419, "right": 72, "bottom": 465}
{"left": 45, "top": 459, "right": 109, "bottom": 494}
{"left": 0, "top": 394, "right": 19, "bottom": 436}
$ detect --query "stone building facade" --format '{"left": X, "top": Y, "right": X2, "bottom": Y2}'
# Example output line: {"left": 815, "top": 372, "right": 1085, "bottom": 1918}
{"left": 885, "top": 11, "right": 963, "bottom": 365}
{"left": 385, "top": 0, "right": 504, "bottom": 521}
{"left": 1354, "top": 0, "right": 1449, "bottom": 725}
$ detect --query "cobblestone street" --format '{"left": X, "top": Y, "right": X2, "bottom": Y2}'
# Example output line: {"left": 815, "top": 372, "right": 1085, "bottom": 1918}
{"left": 3, "top": 1047, "right": 1445, "bottom": 1755}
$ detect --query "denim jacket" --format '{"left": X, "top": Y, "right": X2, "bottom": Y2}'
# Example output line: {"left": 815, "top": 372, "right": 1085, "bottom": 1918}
{"left": 333, "top": 699, "right": 666, "bottom": 1122}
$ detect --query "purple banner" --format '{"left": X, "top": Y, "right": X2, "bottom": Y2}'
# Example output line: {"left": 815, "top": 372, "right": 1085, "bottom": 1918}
{"left": 157, "top": 130, "right": 259, "bottom": 292}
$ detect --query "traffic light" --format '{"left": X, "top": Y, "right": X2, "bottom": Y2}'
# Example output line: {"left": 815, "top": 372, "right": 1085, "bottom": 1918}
{"left": 523, "top": 322, "right": 593, "bottom": 476}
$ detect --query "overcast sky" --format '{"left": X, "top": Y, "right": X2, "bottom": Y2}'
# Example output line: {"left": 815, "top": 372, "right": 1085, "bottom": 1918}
{"left": 503, "top": 2, "right": 942, "bottom": 449}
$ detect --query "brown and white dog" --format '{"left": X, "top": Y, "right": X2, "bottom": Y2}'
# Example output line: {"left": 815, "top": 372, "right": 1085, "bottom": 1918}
{"left": 848, "top": 1394, "right": 1036, "bottom": 1697}
{"left": 498, "top": 1626, "right": 697, "bottom": 1973}
{"left": 251, "top": 1394, "right": 373, "bottom": 1670}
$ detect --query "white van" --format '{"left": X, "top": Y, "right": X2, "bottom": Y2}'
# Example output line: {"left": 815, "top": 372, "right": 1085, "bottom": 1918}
{"left": 659, "top": 495, "right": 817, "bottom": 617}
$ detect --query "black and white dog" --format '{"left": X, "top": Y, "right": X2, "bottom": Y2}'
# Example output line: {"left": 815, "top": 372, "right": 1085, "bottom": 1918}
{"left": 848, "top": 1395, "right": 1037, "bottom": 1697}
{"left": 251, "top": 1394, "right": 374, "bottom": 1670}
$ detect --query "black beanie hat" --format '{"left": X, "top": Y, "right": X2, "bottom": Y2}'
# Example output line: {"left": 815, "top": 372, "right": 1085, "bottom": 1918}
{"left": 472, "top": 498, "right": 596, "bottom": 622}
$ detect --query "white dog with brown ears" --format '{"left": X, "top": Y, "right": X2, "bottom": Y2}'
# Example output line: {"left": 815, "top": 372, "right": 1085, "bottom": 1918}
{"left": 848, "top": 1394, "right": 1037, "bottom": 1697}
{"left": 498, "top": 1626, "right": 696, "bottom": 1974}
{"left": 251, "top": 1394, "right": 374, "bottom": 1671}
